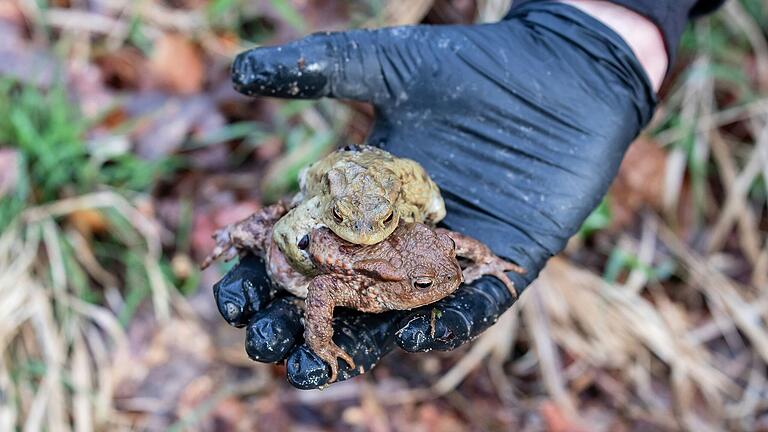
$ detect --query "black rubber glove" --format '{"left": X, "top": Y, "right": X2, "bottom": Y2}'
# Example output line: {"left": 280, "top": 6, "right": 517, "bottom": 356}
{"left": 214, "top": 2, "right": 657, "bottom": 389}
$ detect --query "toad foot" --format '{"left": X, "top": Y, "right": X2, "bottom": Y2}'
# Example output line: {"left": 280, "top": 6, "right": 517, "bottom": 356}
{"left": 314, "top": 342, "right": 355, "bottom": 383}
{"left": 463, "top": 256, "right": 525, "bottom": 300}
{"left": 200, "top": 203, "right": 288, "bottom": 269}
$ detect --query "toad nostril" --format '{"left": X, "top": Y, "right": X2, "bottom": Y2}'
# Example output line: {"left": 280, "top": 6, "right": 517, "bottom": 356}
{"left": 382, "top": 210, "right": 394, "bottom": 225}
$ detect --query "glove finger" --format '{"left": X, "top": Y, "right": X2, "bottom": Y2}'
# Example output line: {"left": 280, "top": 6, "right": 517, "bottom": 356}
{"left": 396, "top": 275, "right": 521, "bottom": 352}
{"left": 244, "top": 296, "right": 304, "bottom": 362}
{"left": 286, "top": 310, "right": 403, "bottom": 389}
{"left": 212, "top": 254, "right": 274, "bottom": 327}
{"left": 231, "top": 26, "right": 430, "bottom": 103}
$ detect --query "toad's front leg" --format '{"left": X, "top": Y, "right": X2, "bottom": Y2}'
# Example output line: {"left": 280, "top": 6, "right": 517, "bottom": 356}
{"left": 304, "top": 275, "right": 356, "bottom": 383}
{"left": 202, "top": 202, "right": 289, "bottom": 268}
{"left": 437, "top": 229, "right": 526, "bottom": 300}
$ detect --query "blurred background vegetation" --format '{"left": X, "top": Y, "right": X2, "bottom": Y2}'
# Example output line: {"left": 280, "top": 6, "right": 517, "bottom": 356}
{"left": 0, "top": 0, "right": 767, "bottom": 430}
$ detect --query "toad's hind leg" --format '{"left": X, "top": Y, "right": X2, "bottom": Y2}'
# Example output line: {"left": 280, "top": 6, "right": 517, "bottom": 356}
{"left": 437, "top": 229, "right": 526, "bottom": 300}
{"left": 201, "top": 202, "right": 288, "bottom": 269}
{"left": 304, "top": 275, "right": 356, "bottom": 383}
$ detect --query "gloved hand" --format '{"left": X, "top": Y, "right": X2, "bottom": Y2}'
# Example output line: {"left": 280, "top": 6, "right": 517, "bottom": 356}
{"left": 214, "top": 1, "right": 656, "bottom": 389}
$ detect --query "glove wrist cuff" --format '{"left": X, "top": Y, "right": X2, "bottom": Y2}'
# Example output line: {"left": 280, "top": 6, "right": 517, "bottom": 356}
{"left": 509, "top": 0, "right": 725, "bottom": 72}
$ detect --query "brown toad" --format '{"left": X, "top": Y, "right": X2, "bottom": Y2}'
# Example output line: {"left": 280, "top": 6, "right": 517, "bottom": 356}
{"left": 298, "top": 223, "right": 524, "bottom": 382}
{"left": 296, "top": 144, "right": 446, "bottom": 245}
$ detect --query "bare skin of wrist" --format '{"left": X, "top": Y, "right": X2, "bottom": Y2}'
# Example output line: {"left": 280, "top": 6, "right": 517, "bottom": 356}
{"left": 558, "top": 0, "right": 668, "bottom": 92}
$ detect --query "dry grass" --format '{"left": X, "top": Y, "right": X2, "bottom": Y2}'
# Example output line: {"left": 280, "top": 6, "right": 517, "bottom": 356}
{"left": 0, "top": 191, "right": 173, "bottom": 431}
{"left": 2, "top": 0, "right": 768, "bottom": 430}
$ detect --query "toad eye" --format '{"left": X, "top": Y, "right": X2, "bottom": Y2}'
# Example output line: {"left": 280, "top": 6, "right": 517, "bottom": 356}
{"left": 412, "top": 277, "right": 433, "bottom": 289}
{"left": 332, "top": 205, "right": 344, "bottom": 224}
{"left": 297, "top": 234, "right": 310, "bottom": 250}
{"left": 383, "top": 210, "right": 394, "bottom": 225}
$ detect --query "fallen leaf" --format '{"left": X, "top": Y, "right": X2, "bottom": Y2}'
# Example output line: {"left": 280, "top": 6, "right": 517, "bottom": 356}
{"left": 609, "top": 136, "right": 667, "bottom": 229}
{"left": 150, "top": 33, "right": 204, "bottom": 95}
{"left": 210, "top": 396, "right": 251, "bottom": 432}
{"left": 192, "top": 211, "right": 218, "bottom": 260}
{"left": 177, "top": 375, "right": 214, "bottom": 418}
{"left": 214, "top": 201, "right": 261, "bottom": 227}
{"left": 134, "top": 96, "right": 224, "bottom": 160}
{"left": 96, "top": 106, "right": 129, "bottom": 129}
{"left": 211, "top": 30, "right": 240, "bottom": 56}
{"left": 254, "top": 135, "right": 283, "bottom": 162}
{"left": 192, "top": 200, "right": 261, "bottom": 259}
{"left": 94, "top": 46, "right": 147, "bottom": 91}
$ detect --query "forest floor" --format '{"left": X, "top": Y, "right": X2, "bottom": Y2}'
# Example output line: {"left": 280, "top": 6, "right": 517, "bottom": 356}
{"left": 1, "top": 0, "right": 768, "bottom": 431}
